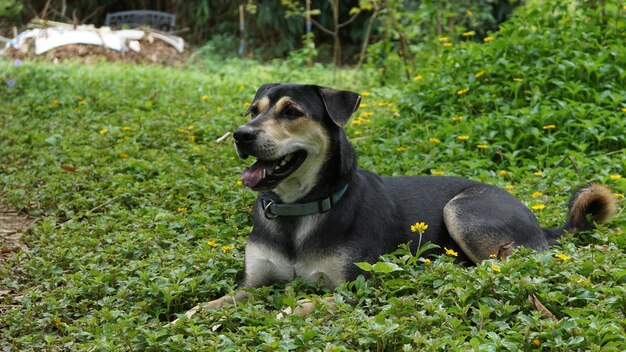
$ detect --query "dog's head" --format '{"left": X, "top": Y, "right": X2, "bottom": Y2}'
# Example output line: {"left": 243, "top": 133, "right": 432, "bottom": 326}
{"left": 234, "top": 83, "right": 361, "bottom": 202}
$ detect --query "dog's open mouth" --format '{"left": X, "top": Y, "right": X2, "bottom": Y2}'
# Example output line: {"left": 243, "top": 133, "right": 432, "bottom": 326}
{"left": 241, "top": 150, "right": 308, "bottom": 189}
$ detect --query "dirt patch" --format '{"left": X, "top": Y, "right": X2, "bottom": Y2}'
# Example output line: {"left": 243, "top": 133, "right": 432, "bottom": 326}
{"left": 0, "top": 207, "right": 34, "bottom": 261}
{"left": 0, "top": 203, "right": 36, "bottom": 313}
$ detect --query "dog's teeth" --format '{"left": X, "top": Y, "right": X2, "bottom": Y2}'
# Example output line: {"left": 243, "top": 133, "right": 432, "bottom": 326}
{"left": 262, "top": 169, "right": 266, "bottom": 179}
{"left": 284, "top": 154, "right": 292, "bottom": 162}
{"left": 280, "top": 159, "right": 288, "bottom": 166}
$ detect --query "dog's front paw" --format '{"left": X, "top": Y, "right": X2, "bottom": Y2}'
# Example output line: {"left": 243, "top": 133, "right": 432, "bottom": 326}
{"left": 276, "top": 296, "right": 335, "bottom": 320}
{"left": 170, "top": 304, "right": 201, "bottom": 325}
{"left": 169, "top": 291, "right": 252, "bottom": 326}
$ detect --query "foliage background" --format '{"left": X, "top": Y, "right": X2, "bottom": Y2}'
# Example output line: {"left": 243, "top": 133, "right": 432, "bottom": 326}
{"left": 3, "top": 0, "right": 518, "bottom": 63}
{"left": 1, "top": 0, "right": 625, "bottom": 350}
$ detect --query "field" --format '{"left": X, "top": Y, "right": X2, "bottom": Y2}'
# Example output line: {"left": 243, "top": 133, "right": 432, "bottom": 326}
{"left": 1, "top": 2, "right": 625, "bottom": 351}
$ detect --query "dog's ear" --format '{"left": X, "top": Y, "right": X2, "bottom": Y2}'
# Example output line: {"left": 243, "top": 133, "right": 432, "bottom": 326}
{"left": 318, "top": 87, "right": 361, "bottom": 127}
{"left": 245, "top": 83, "right": 280, "bottom": 115}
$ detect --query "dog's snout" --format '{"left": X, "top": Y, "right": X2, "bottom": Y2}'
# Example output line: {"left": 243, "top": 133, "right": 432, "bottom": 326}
{"left": 233, "top": 126, "right": 258, "bottom": 144}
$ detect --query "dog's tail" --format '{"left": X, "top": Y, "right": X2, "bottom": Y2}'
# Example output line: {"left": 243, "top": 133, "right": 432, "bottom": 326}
{"left": 545, "top": 184, "right": 618, "bottom": 243}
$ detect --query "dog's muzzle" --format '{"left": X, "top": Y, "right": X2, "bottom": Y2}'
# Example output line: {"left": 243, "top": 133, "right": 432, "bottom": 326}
{"left": 233, "top": 125, "right": 308, "bottom": 190}
{"left": 233, "top": 125, "right": 258, "bottom": 159}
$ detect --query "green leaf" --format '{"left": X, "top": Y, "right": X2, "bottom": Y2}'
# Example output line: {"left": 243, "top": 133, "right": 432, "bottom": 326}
{"left": 354, "top": 262, "right": 372, "bottom": 272}
{"left": 372, "top": 262, "right": 403, "bottom": 273}
{"left": 45, "top": 134, "right": 62, "bottom": 145}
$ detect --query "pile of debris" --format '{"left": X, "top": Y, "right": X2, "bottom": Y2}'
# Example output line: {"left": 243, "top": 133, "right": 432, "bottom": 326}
{"left": 2, "top": 21, "right": 187, "bottom": 65}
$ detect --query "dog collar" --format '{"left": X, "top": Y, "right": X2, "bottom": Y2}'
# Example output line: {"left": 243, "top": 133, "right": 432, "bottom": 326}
{"left": 261, "top": 184, "right": 349, "bottom": 219}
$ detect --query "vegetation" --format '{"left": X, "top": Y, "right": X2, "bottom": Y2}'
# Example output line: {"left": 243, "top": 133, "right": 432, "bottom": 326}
{"left": 5, "top": 0, "right": 515, "bottom": 63}
{"left": 1, "top": 0, "right": 625, "bottom": 350}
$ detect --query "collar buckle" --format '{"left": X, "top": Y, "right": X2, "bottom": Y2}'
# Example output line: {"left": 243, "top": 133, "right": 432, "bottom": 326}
{"left": 263, "top": 201, "right": 279, "bottom": 220}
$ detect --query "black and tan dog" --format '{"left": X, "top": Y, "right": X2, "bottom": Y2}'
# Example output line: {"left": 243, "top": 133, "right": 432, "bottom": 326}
{"left": 176, "top": 83, "right": 617, "bottom": 322}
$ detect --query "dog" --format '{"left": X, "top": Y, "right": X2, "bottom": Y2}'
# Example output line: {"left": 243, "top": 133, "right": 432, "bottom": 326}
{"left": 175, "top": 83, "right": 617, "bottom": 322}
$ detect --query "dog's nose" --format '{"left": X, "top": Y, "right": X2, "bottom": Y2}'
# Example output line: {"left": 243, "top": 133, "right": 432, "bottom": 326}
{"left": 233, "top": 125, "right": 258, "bottom": 144}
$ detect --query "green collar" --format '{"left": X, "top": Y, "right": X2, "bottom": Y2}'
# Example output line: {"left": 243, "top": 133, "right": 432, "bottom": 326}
{"left": 261, "top": 184, "right": 349, "bottom": 219}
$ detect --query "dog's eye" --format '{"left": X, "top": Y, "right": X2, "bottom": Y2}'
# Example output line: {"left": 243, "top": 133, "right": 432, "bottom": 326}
{"left": 282, "top": 107, "right": 303, "bottom": 119}
{"left": 249, "top": 106, "right": 259, "bottom": 118}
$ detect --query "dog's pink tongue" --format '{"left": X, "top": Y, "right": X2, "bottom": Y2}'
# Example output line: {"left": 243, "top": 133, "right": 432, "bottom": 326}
{"left": 242, "top": 160, "right": 274, "bottom": 188}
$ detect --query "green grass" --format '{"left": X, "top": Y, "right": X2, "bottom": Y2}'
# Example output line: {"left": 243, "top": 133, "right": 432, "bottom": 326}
{"left": 1, "top": 1, "right": 625, "bottom": 350}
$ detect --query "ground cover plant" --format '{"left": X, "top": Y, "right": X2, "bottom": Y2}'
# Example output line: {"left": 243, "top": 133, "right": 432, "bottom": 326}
{"left": 1, "top": 1, "right": 625, "bottom": 350}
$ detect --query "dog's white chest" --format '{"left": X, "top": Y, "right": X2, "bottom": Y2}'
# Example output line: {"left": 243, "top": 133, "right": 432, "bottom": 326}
{"left": 244, "top": 242, "right": 346, "bottom": 289}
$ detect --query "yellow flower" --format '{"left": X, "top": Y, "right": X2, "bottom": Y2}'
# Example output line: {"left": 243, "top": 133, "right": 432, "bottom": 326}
{"left": 497, "top": 170, "right": 508, "bottom": 176}
{"left": 532, "top": 191, "right": 543, "bottom": 198}
{"left": 221, "top": 245, "right": 235, "bottom": 253}
{"left": 609, "top": 174, "right": 622, "bottom": 180}
{"left": 554, "top": 253, "right": 571, "bottom": 261}
{"left": 410, "top": 222, "right": 429, "bottom": 234}
{"left": 505, "top": 185, "right": 514, "bottom": 190}
{"left": 532, "top": 338, "right": 540, "bottom": 346}
{"left": 353, "top": 131, "right": 363, "bottom": 136}
{"left": 462, "top": 31, "right": 475, "bottom": 37}
{"left": 361, "top": 91, "right": 371, "bottom": 97}
{"left": 177, "top": 128, "right": 187, "bottom": 133}
{"left": 457, "top": 88, "right": 470, "bottom": 95}
{"left": 542, "top": 124, "right": 556, "bottom": 130}
{"left": 201, "top": 165, "right": 208, "bottom": 171}
{"left": 122, "top": 126, "right": 132, "bottom": 131}
{"left": 359, "top": 103, "right": 368, "bottom": 108}
{"left": 429, "top": 138, "right": 441, "bottom": 143}
{"left": 236, "top": 180, "right": 243, "bottom": 186}
{"left": 614, "top": 193, "right": 624, "bottom": 199}
{"left": 414, "top": 75, "right": 423, "bottom": 81}
{"left": 489, "top": 253, "right": 497, "bottom": 259}
{"left": 513, "top": 77, "right": 524, "bottom": 82}
{"left": 422, "top": 258, "right": 432, "bottom": 264}
{"left": 361, "top": 111, "right": 374, "bottom": 117}
{"left": 352, "top": 117, "right": 369, "bottom": 125}
{"left": 187, "top": 125, "right": 194, "bottom": 130}
{"left": 621, "top": 107, "right": 626, "bottom": 113}
{"left": 188, "top": 135, "right": 196, "bottom": 142}
{"left": 177, "top": 207, "right": 187, "bottom": 213}
{"left": 452, "top": 115, "right": 464, "bottom": 121}
{"left": 475, "top": 71, "right": 485, "bottom": 78}
{"left": 51, "top": 99, "right": 59, "bottom": 107}
{"left": 534, "top": 171, "right": 543, "bottom": 177}
{"left": 466, "top": 9, "right": 473, "bottom": 16}
{"left": 217, "top": 107, "right": 223, "bottom": 113}
{"left": 477, "top": 144, "right": 489, "bottom": 149}
{"left": 438, "top": 36, "right": 449, "bottom": 42}
{"left": 99, "top": 129, "right": 109, "bottom": 135}
{"left": 243, "top": 102, "right": 251, "bottom": 107}
{"left": 201, "top": 95, "right": 209, "bottom": 100}
{"left": 443, "top": 42, "right": 453, "bottom": 47}
{"left": 53, "top": 317, "right": 61, "bottom": 327}
{"left": 239, "top": 85, "right": 245, "bottom": 91}
{"left": 431, "top": 170, "right": 445, "bottom": 176}
{"left": 207, "top": 240, "right": 218, "bottom": 247}
{"left": 119, "top": 152, "right": 129, "bottom": 158}
{"left": 444, "top": 247, "right": 459, "bottom": 257}
{"left": 396, "top": 146, "right": 408, "bottom": 152}
{"left": 531, "top": 204, "right": 546, "bottom": 211}
{"left": 457, "top": 135, "right": 470, "bottom": 141}
{"left": 491, "top": 264, "right": 501, "bottom": 273}
{"left": 483, "top": 36, "right": 494, "bottom": 43}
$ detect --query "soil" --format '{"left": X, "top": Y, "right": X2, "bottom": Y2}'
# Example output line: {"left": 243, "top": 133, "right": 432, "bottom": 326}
{"left": 0, "top": 201, "right": 35, "bottom": 313}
